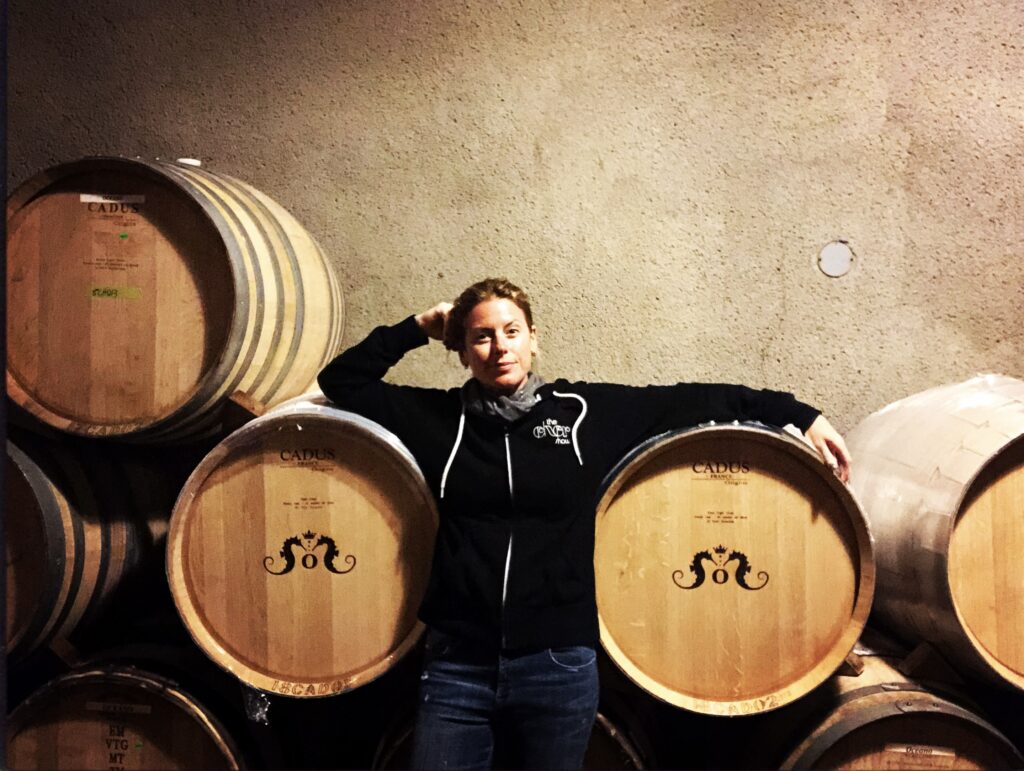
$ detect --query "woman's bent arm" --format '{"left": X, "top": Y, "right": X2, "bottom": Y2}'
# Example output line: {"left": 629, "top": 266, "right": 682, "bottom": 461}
{"left": 316, "top": 316, "right": 440, "bottom": 433}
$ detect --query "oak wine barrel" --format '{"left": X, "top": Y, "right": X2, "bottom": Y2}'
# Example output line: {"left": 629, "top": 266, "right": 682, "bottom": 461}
{"left": 778, "top": 641, "right": 1024, "bottom": 769}
{"left": 594, "top": 423, "right": 875, "bottom": 716}
{"left": 6, "top": 666, "right": 247, "bottom": 770}
{"left": 4, "top": 431, "right": 175, "bottom": 660}
{"left": 6, "top": 156, "right": 344, "bottom": 442}
{"left": 166, "top": 396, "right": 438, "bottom": 696}
{"left": 845, "top": 374, "right": 1024, "bottom": 691}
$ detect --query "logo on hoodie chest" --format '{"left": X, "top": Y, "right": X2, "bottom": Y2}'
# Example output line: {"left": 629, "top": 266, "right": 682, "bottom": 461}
{"left": 533, "top": 417, "right": 571, "bottom": 445}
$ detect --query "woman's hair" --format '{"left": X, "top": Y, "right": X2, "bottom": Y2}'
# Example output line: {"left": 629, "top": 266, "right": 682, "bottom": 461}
{"left": 444, "top": 277, "right": 534, "bottom": 351}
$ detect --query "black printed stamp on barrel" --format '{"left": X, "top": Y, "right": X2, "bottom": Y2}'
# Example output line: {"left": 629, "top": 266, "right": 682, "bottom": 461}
{"left": 264, "top": 530, "right": 356, "bottom": 575}
{"left": 672, "top": 544, "right": 768, "bottom": 591}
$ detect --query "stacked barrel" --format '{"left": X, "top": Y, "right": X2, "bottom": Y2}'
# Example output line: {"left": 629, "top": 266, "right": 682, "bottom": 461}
{"left": 5, "top": 428, "right": 176, "bottom": 662}
{"left": 6, "top": 156, "right": 344, "bottom": 441}
{"left": 838, "top": 374, "right": 1024, "bottom": 768}
{"left": 845, "top": 374, "right": 1024, "bottom": 693}
{"left": 7, "top": 157, "right": 1024, "bottom": 768}
{"left": 594, "top": 423, "right": 875, "bottom": 717}
{"left": 585, "top": 376, "right": 1024, "bottom": 768}
{"left": 7, "top": 667, "right": 249, "bottom": 770}
{"left": 742, "top": 628, "right": 1024, "bottom": 770}
{"left": 166, "top": 397, "right": 438, "bottom": 697}
{"left": 3, "top": 157, "right": 361, "bottom": 770}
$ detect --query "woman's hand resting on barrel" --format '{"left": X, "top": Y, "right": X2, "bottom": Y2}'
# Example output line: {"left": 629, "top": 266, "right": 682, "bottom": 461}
{"left": 804, "top": 414, "right": 852, "bottom": 484}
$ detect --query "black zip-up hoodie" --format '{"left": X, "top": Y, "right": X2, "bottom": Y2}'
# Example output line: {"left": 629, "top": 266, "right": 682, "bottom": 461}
{"left": 317, "top": 316, "right": 820, "bottom": 651}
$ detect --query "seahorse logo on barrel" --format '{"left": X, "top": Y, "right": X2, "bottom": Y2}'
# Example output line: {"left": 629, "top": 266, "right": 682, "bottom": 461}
{"left": 672, "top": 544, "right": 769, "bottom": 591}
{"left": 263, "top": 529, "right": 356, "bottom": 575}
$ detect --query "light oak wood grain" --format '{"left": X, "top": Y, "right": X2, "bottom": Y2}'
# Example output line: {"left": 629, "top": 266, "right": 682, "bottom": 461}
{"left": 595, "top": 424, "right": 874, "bottom": 716}
{"left": 167, "top": 402, "right": 437, "bottom": 696}
{"left": 6, "top": 158, "right": 344, "bottom": 442}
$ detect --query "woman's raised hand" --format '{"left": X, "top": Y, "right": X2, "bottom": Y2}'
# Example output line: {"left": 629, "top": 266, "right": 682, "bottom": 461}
{"left": 804, "top": 414, "right": 852, "bottom": 484}
{"left": 415, "top": 302, "right": 453, "bottom": 342}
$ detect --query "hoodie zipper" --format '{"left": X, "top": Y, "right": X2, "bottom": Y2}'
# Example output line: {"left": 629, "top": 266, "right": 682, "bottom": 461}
{"left": 501, "top": 429, "right": 514, "bottom": 648}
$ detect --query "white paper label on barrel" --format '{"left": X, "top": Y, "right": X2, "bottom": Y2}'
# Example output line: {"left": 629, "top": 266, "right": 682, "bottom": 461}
{"left": 79, "top": 194, "right": 147, "bottom": 204}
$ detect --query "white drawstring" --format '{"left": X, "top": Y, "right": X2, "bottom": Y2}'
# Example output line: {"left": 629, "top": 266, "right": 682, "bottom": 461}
{"left": 440, "top": 406, "right": 466, "bottom": 499}
{"left": 551, "top": 391, "right": 588, "bottom": 466}
{"left": 443, "top": 393, "right": 587, "bottom": 494}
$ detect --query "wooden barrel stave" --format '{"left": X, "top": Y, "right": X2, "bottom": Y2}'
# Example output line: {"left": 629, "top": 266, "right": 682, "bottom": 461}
{"left": 137, "top": 160, "right": 281, "bottom": 442}
{"left": 155, "top": 163, "right": 343, "bottom": 431}
{"left": 148, "top": 162, "right": 263, "bottom": 436}
{"left": 194, "top": 168, "right": 308, "bottom": 403}
{"left": 7, "top": 436, "right": 116, "bottom": 657}
{"left": 5, "top": 443, "right": 72, "bottom": 655}
{"left": 234, "top": 176, "right": 344, "bottom": 395}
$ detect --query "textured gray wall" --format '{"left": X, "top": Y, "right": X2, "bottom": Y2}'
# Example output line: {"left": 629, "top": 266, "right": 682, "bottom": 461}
{"left": 8, "top": 0, "right": 1023, "bottom": 432}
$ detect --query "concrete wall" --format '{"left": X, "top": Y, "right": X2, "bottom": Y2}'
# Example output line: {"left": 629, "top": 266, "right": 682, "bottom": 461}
{"left": 8, "top": 0, "right": 1023, "bottom": 432}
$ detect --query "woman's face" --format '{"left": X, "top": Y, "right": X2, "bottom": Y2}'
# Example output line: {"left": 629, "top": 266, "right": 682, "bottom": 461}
{"left": 459, "top": 298, "right": 537, "bottom": 395}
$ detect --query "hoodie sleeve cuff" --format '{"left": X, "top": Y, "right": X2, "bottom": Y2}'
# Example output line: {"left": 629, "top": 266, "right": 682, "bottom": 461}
{"left": 790, "top": 403, "right": 821, "bottom": 433}
{"left": 396, "top": 315, "right": 431, "bottom": 350}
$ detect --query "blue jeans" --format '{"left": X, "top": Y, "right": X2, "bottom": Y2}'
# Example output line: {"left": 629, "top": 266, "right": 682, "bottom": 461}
{"left": 410, "top": 630, "right": 599, "bottom": 770}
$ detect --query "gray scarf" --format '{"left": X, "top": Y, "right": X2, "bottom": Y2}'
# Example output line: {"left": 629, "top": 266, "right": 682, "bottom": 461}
{"left": 461, "top": 372, "right": 545, "bottom": 423}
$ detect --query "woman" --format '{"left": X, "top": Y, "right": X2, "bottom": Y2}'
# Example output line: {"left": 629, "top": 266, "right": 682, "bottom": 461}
{"left": 317, "top": 278, "right": 850, "bottom": 770}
